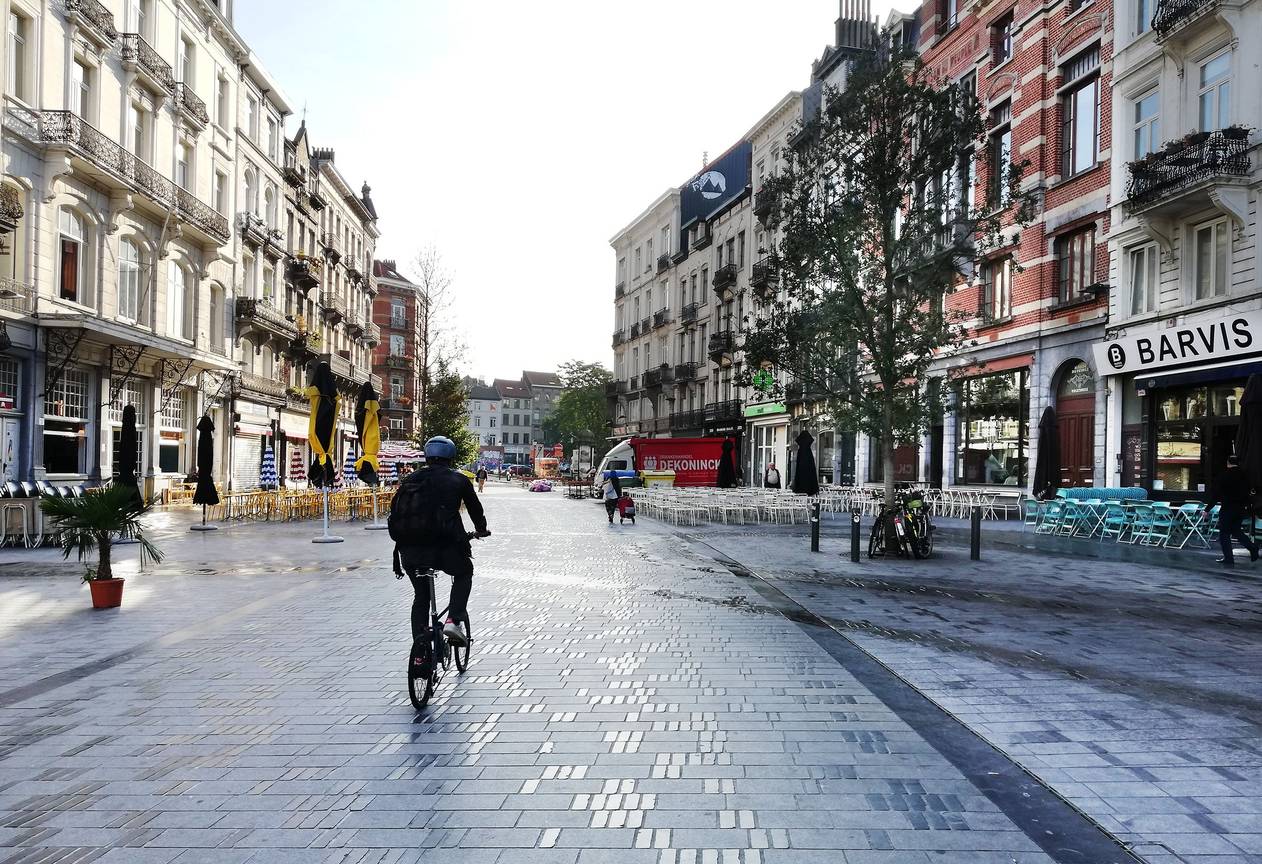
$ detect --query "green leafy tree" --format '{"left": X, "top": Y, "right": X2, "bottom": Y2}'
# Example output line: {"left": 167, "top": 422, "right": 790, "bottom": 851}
{"left": 414, "top": 359, "right": 478, "bottom": 466}
{"left": 548, "top": 361, "right": 614, "bottom": 460}
{"left": 741, "top": 44, "right": 1035, "bottom": 503}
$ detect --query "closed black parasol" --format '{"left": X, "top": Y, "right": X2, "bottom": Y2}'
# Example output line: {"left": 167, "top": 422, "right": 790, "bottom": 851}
{"left": 716, "top": 438, "right": 738, "bottom": 488}
{"left": 306, "top": 362, "right": 338, "bottom": 488}
{"left": 117, "top": 404, "right": 141, "bottom": 504}
{"left": 791, "top": 429, "right": 820, "bottom": 495}
{"left": 1031, "top": 406, "right": 1060, "bottom": 499}
{"left": 1235, "top": 374, "right": 1262, "bottom": 491}
{"left": 193, "top": 414, "right": 219, "bottom": 506}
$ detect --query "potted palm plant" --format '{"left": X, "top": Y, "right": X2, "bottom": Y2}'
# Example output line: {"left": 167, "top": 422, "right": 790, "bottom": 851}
{"left": 40, "top": 485, "right": 164, "bottom": 609}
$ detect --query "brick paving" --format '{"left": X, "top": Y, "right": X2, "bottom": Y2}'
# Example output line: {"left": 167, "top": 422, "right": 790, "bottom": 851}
{"left": 0, "top": 484, "right": 1124, "bottom": 863}
{"left": 694, "top": 518, "right": 1262, "bottom": 864}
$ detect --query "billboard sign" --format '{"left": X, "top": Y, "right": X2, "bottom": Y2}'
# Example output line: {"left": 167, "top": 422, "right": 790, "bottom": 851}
{"left": 680, "top": 142, "right": 752, "bottom": 228}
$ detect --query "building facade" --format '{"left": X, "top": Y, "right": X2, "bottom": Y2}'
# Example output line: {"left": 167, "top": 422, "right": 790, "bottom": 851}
{"left": 372, "top": 259, "right": 423, "bottom": 441}
{"left": 522, "top": 369, "right": 561, "bottom": 446}
{"left": 493, "top": 378, "right": 532, "bottom": 464}
{"left": 464, "top": 378, "right": 500, "bottom": 448}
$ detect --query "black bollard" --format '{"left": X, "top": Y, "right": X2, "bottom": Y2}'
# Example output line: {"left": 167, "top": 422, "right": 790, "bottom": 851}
{"left": 810, "top": 501, "right": 821, "bottom": 553}
{"left": 970, "top": 506, "right": 982, "bottom": 560}
{"left": 850, "top": 510, "right": 861, "bottom": 563}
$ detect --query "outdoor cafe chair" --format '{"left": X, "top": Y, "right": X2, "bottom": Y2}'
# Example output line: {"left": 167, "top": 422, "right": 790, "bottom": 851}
{"left": 1134, "top": 504, "right": 1175, "bottom": 547}
{"left": 1206, "top": 504, "right": 1221, "bottom": 544}
{"left": 1035, "top": 500, "right": 1064, "bottom": 535}
{"left": 1022, "top": 499, "right": 1042, "bottom": 532}
{"left": 1125, "top": 505, "right": 1155, "bottom": 544}
{"left": 1099, "top": 502, "right": 1131, "bottom": 543}
{"left": 1170, "top": 502, "right": 1210, "bottom": 549}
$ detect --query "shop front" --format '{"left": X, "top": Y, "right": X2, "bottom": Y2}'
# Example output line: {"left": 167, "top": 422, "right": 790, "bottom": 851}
{"left": 952, "top": 366, "right": 1030, "bottom": 488}
{"left": 1096, "top": 309, "right": 1262, "bottom": 499}
{"left": 745, "top": 402, "right": 788, "bottom": 487}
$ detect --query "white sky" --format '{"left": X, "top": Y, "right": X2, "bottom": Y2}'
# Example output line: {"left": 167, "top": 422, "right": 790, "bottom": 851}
{"left": 236, "top": 1, "right": 895, "bottom": 382}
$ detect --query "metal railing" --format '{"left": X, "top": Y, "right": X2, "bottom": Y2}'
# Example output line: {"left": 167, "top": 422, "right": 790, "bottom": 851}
{"left": 653, "top": 308, "right": 671, "bottom": 328}
{"left": 0, "top": 185, "right": 23, "bottom": 231}
{"left": 712, "top": 263, "right": 737, "bottom": 292}
{"left": 679, "top": 304, "right": 700, "bottom": 325}
{"left": 674, "top": 361, "right": 699, "bottom": 380}
{"left": 690, "top": 225, "right": 712, "bottom": 250}
{"left": 385, "top": 354, "right": 414, "bottom": 370}
{"left": 753, "top": 186, "right": 777, "bottom": 222}
{"left": 175, "top": 83, "right": 208, "bottom": 125}
{"left": 320, "top": 231, "right": 342, "bottom": 262}
{"left": 656, "top": 253, "right": 671, "bottom": 273}
{"left": 287, "top": 254, "right": 321, "bottom": 290}
{"left": 629, "top": 322, "right": 641, "bottom": 339}
{"left": 120, "top": 34, "right": 174, "bottom": 91}
{"left": 644, "top": 366, "right": 673, "bottom": 389}
{"left": 704, "top": 400, "right": 742, "bottom": 424}
{"left": 240, "top": 371, "right": 287, "bottom": 399}
{"left": 612, "top": 329, "right": 625, "bottom": 347}
{"left": 235, "top": 297, "right": 297, "bottom": 339}
{"left": 237, "top": 212, "right": 267, "bottom": 246}
{"left": 320, "top": 293, "right": 347, "bottom": 323}
{"left": 1152, "top": 0, "right": 1221, "bottom": 38}
{"left": 670, "top": 408, "right": 704, "bottom": 431}
{"left": 0, "top": 277, "right": 34, "bottom": 315}
{"left": 66, "top": 0, "right": 117, "bottom": 43}
{"left": 1125, "top": 130, "right": 1251, "bottom": 212}
{"left": 751, "top": 258, "right": 778, "bottom": 293}
{"left": 708, "top": 330, "right": 735, "bottom": 358}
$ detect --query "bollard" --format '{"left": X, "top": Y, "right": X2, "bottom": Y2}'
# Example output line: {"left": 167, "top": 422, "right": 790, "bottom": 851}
{"left": 811, "top": 501, "right": 821, "bottom": 553}
{"left": 850, "top": 510, "right": 861, "bottom": 563}
{"left": 970, "top": 506, "right": 982, "bottom": 560}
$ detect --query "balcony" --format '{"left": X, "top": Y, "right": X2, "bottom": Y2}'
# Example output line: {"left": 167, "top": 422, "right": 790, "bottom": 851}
{"left": 308, "top": 178, "right": 327, "bottom": 211}
{"left": 28, "top": 111, "right": 228, "bottom": 244}
{"left": 690, "top": 223, "right": 712, "bottom": 251}
{"left": 283, "top": 154, "right": 307, "bottom": 188}
{"left": 319, "top": 293, "right": 347, "bottom": 325}
{"left": 712, "top": 263, "right": 737, "bottom": 293}
{"left": 640, "top": 317, "right": 651, "bottom": 334}
{"left": 1153, "top": 0, "right": 1223, "bottom": 40}
{"left": 235, "top": 297, "right": 298, "bottom": 346}
{"left": 364, "top": 321, "right": 381, "bottom": 347}
{"left": 753, "top": 187, "right": 777, "bottom": 224}
{"left": 653, "top": 308, "right": 671, "bottom": 329}
{"left": 287, "top": 254, "right": 321, "bottom": 293}
{"left": 263, "top": 228, "right": 286, "bottom": 260}
{"left": 629, "top": 322, "right": 641, "bottom": 340}
{"left": 1125, "top": 130, "right": 1251, "bottom": 216}
{"left": 704, "top": 400, "right": 743, "bottom": 425}
{"left": 380, "top": 397, "right": 413, "bottom": 414}
{"left": 656, "top": 253, "right": 671, "bottom": 274}
{"left": 385, "top": 354, "right": 414, "bottom": 371}
{"left": 237, "top": 212, "right": 268, "bottom": 249}
{"left": 670, "top": 408, "right": 704, "bottom": 432}
{"left": 0, "top": 185, "right": 24, "bottom": 234}
{"left": 644, "top": 365, "right": 673, "bottom": 392}
{"left": 679, "top": 303, "right": 700, "bottom": 327}
{"left": 345, "top": 314, "right": 365, "bottom": 338}
{"left": 174, "top": 83, "right": 208, "bottom": 128}
{"left": 66, "top": 0, "right": 117, "bottom": 47}
{"left": 120, "top": 34, "right": 174, "bottom": 94}
{"left": 674, "top": 361, "right": 699, "bottom": 381}
{"left": 364, "top": 274, "right": 378, "bottom": 296}
{"left": 388, "top": 314, "right": 407, "bottom": 330}
{"left": 629, "top": 375, "right": 640, "bottom": 392}
{"left": 286, "top": 330, "right": 322, "bottom": 363}
{"left": 0, "top": 277, "right": 34, "bottom": 316}
{"left": 319, "top": 352, "right": 353, "bottom": 385}
{"left": 345, "top": 264, "right": 363, "bottom": 285}
{"left": 239, "top": 371, "right": 287, "bottom": 401}
{"left": 604, "top": 381, "right": 620, "bottom": 398}
{"left": 615, "top": 280, "right": 626, "bottom": 298}
{"left": 320, "top": 232, "right": 342, "bottom": 264}
{"left": 751, "top": 258, "right": 778, "bottom": 295}
{"left": 612, "top": 329, "right": 625, "bottom": 348}
{"left": 708, "top": 330, "right": 735, "bottom": 363}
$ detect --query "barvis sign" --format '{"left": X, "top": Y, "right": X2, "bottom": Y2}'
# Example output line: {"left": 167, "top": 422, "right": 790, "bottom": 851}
{"left": 1093, "top": 311, "right": 1262, "bottom": 376}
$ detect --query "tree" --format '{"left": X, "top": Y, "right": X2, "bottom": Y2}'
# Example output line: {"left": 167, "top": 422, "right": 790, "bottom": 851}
{"left": 548, "top": 361, "right": 614, "bottom": 460}
{"left": 40, "top": 485, "right": 163, "bottom": 581}
{"left": 414, "top": 359, "right": 478, "bottom": 466}
{"left": 741, "top": 44, "right": 1035, "bottom": 504}
{"left": 409, "top": 247, "right": 464, "bottom": 439}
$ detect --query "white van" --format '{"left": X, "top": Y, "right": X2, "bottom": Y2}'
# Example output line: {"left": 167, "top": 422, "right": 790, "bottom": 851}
{"left": 590, "top": 439, "right": 633, "bottom": 495}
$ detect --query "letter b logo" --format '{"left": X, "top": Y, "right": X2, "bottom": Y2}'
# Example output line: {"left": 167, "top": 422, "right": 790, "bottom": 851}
{"left": 1107, "top": 344, "right": 1126, "bottom": 370}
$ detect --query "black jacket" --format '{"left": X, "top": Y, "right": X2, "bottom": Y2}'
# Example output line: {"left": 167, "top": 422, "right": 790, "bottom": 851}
{"left": 1212, "top": 465, "right": 1252, "bottom": 513}
{"left": 395, "top": 465, "right": 487, "bottom": 547}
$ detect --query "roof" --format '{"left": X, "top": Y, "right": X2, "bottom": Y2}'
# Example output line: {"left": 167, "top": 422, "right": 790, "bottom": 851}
{"left": 522, "top": 370, "right": 563, "bottom": 388}
{"left": 373, "top": 259, "right": 414, "bottom": 283}
{"left": 468, "top": 383, "right": 500, "bottom": 401}
{"left": 494, "top": 379, "right": 533, "bottom": 399}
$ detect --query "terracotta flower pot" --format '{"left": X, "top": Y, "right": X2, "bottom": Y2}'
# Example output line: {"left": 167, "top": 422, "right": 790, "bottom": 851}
{"left": 88, "top": 578, "right": 125, "bottom": 609}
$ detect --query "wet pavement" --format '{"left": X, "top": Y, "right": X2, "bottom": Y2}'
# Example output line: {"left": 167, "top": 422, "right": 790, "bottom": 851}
{"left": 0, "top": 484, "right": 1253, "bottom": 862}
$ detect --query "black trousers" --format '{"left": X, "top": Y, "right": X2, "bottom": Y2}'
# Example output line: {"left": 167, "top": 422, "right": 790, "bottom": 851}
{"left": 1219, "top": 508, "right": 1258, "bottom": 563}
{"left": 401, "top": 547, "right": 473, "bottom": 641}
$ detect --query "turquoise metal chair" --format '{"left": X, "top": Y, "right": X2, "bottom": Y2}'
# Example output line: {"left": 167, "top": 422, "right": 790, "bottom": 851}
{"left": 1035, "top": 500, "right": 1064, "bottom": 535}
{"left": 1126, "top": 505, "right": 1155, "bottom": 544}
{"left": 1022, "top": 499, "right": 1042, "bottom": 532}
{"left": 1138, "top": 503, "right": 1175, "bottom": 546}
{"left": 1099, "top": 503, "right": 1130, "bottom": 543}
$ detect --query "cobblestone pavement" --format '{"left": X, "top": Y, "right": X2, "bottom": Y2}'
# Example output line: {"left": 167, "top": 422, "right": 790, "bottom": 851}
{"left": 0, "top": 484, "right": 1138, "bottom": 864}
{"left": 692, "top": 518, "right": 1262, "bottom": 864}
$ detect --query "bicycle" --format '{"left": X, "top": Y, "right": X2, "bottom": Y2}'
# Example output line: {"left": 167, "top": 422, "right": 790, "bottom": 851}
{"left": 868, "top": 490, "right": 933, "bottom": 559}
{"left": 399, "top": 532, "right": 483, "bottom": 710}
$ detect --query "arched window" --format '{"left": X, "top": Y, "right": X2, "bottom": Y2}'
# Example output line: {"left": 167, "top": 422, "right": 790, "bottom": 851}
{"left": 243, "top": 169, "right": 257, "bottom": 215}
{"left": 208, "top": 283, "right": 224, "bottom": 350}
{"left": 58, "top": 208, "right": 84, "bottom": 303}
{"left": 264, "top": 185, "right": 276, "bottom": 228}
{"left": 1057, "top": 361, "right": 1095, "bottom": 399}
{"left": 119, "top": 238, "right": 140, "bottom": 321}
{"left": 167, "top": 261, "right": 188, "bottom": 339}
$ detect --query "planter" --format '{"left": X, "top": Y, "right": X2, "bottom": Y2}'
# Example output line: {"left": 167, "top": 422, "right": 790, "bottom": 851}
{"left": 88, "top": 577, "right": 125, "bottom": 609}
{"left": 1222, "top": 126, "right": 1250, "bottom": 140}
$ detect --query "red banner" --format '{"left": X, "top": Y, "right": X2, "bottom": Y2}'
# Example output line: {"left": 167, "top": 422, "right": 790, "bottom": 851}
{"left": 631, "top": 437, "right": 732, "bottom": 487}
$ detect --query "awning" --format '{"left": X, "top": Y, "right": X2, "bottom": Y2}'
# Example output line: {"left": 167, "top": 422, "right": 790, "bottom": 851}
{"left": 948, "top": 353, "right": 1035, "bottom": 379}
{"left": 279, "top": 412, "right": 308, "bottom": 440}
{"left": 235, "top": 421, "right": 272, "bottom": 436}
{"left": 1138, "top": 357, "right": 1262, "bottom": 392}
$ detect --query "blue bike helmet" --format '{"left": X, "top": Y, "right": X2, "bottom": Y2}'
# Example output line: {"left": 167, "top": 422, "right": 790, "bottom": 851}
{"left": 423, "top": 435, "right": 457, "bottom": 461}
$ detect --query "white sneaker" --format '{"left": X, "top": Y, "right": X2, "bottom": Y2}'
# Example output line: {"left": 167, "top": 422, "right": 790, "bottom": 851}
{"left": 443, "top": 619, "right": 468, "bottom": 647}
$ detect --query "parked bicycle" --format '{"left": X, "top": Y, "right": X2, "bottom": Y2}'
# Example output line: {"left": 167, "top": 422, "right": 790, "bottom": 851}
{"left": 868, "top": 489, "right": 934, "bottom": 559}
{"left": 399, "top": 532, "right": 478, "bottom": 710}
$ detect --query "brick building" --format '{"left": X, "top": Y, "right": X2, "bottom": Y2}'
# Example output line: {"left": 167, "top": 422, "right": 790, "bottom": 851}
{"left": 371, "top": 260, "right": 425, "bottom": 441}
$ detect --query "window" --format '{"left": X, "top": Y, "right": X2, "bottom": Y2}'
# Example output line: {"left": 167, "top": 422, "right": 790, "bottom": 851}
{"left": 267, "top": 118, "right": 278, "bottom": 162}
{"left": 243, "top": 169, "right": 256, "bottom": 214}
{"left": 390, "top": 299, "right": 406, "bottom": 327}
{"left": 983, "top": 256, "right": 1012, "bottom": 320}
{"left": 490, "top": 417, "right": 496, "bottom": 428}
{"left": 242, "top": 251, "right": 255, "bottom": 298}
{"left": 1056, "top": 226, "right": 1096, "bottom": 302}
{"left": 1198, "top": 52, "right": 1231, "bottom": 131}
{"left": 59, "top": 209, "right": 84, "bottom": 303}
{"left": 989, "top": 101, "right": 1012, "bottom": 204}
{"left": 72, "top": 60, "right": 93, "bottom": 119}
{"left": 214, "top": 171, "right": 228, "bottom": 215}
{"left": 634, "top": 247, "right": 642, "bottom": 275}
{"left": 1061, "top": 48, "right": 1100, "bottom": 177}
{"left": 388, "top": 418, "right": 405, "bottom": 435}
{"left": 176, "top": 142, "right": 192, "bottom": 190}
{"left": 992, "top": 12, "right": 1013, "bottom": 65}
{"left": 0, "top": 358, "right": 21, "bottom": 412}
{"left": 167, "top": 262, "right": 188, "bottom": 339}
{"left": 1132, "top": 91, "right": 1160, "bottom": 159}
{"left": 6, "top": 11, "right": 29, "bottom": 101}
{"left": 1129, "top": 243, "right": 1159, "bottom": 315}
{"left": 1193, "top": 218, "right": 1229, "bottom": 299}
{"left": 264, "top": 186, "right": 276, "bottom": 227}
{"left": 119, "top": 239, "right": 141, "bottom": 321}
{"left": 646, "top": 239, "right": 653, "bottom": 270}
{"left": 1070, "top": 0, "right": 1093, "bottom": 11}
{"left": 262, "top": 265, "right": 274, "bottom": 302}
{"left": 390, "top": 334, "right": 405, "bottom": 356}
{"left": 130, "top": 103, "right": 149, "bottom": 161}
{"left": 246, "top": 94, "right": 259, "bottom": 140}
{"left": 956, "top": 370, "right": 1029, "bottom": 486}
{"left": 661, "top": 226, "right": 671, "bottom": 257}
{"left": 391, "top": 376, "right": 403, "bottom": 398}
{"left": 45, "top": 368, "right": 90, "bottom": 474}
{"left": 737, "top": 231, "right": 746, "bottom": 267}
{"left": 1136, "top": 0, "right": 1152, "bottom": 33}
{"left": 209, "top": 284, "right": 223, "bottom": 349}
{"left": 216, "top": 72, "right": 229, "bottom": 127}
{"left": 179, "top": 36, "right": 194, "bottom": 86}
{"left": 945, "top": 0, "right": 958, "bottom": 28}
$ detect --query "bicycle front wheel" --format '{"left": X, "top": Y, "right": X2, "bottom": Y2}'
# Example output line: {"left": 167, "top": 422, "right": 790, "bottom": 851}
{"left": 453, "top": 615, "right": 471, "bottom": 673}
{"left": 408, "top": 658, "right": 434, "bottom": 711}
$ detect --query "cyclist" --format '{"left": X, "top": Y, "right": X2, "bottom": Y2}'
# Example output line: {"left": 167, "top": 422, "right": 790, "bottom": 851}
{"left": 390, "top": 436, "right": 489, "bottom": 656}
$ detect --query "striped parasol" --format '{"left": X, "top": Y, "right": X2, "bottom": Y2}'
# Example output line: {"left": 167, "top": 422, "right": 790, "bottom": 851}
{"left": 342, "top": 451, "right": 357, "bottom": 488}
{"left": 384, "top": 460, "right": 399, "bottom": 485}
{"left": 288, "top": 445, "right": 307, "bottom": 484}
{"left": 259, "top": 444, "right": 278, "bottom": 491}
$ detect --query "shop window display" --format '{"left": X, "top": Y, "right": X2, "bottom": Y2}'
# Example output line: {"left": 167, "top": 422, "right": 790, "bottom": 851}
{"left": 1153, "top": 383, "right": 1242, "bottom": 494}
{"left": 956, "top": 370, "right": 1028, "bottom": 486}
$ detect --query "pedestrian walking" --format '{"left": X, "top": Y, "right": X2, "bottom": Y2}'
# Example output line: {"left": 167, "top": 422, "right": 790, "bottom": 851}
{"left": 763, "top": 462, "right": 782, "bottom": 489}
{"left": 1211, "top": 454, "right": 1259, "bottom": 568}
{"left": 475, "top": 465, "right": 488, "bottom": 493}
{"left": 601, "top": 473, "right": 622, "bottom": 524}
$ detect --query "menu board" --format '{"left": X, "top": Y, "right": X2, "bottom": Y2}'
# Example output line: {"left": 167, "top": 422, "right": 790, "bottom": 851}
{"left": 1121, "top": 425, "right": 1145, "bottom": 488}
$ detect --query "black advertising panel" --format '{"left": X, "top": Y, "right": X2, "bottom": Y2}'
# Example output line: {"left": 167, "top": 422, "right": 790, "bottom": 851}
{"left": 680, "top": 142, "right": 752, "bottom": 228}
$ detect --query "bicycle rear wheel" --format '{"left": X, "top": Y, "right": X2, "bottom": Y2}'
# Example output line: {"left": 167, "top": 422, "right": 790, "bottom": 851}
{"left": 868, "top": 519, "right": 883, "bottom": 559}
{"left": 408, "top": 656, "right": 434, "bottom": 711}
{"left": 453, "top": 615, "right": 471, "bottom": 673}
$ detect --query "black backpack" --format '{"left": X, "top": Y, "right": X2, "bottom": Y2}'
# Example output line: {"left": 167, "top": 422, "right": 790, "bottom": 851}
{"left": 388, "top": 471, "right": 460, "bottom": 544}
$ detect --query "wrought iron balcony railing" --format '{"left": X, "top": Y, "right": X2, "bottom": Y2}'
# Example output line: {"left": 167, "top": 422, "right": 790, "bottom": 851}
{"left": 615, "top": 280, "right": 626, "bottom": 297}
{"left": 753, "top": 187, "right": 777, "bottom": 223}
{"left": 319, "top": 293, "right": 347, "bottom": 324}
{"left": 656, "top": 253, "right": 671, "bottom": 273}
{"left": 385, "top": 354, "right": 414, "bottom": 370}
{"left": 712, "top": 263, "right": 737, "bottom": 292}
{"left": 320, "top": 232, "right": 342, "bottom": 264}
{"left": 629, "top": 322, "right": 641, "bottom": 339}
{"left": 0, "top": 277, "right": 34, "bottom": 315}
{"left": 175, "top": 83, "right": 209, "bottom": 126}
{"left": 670, "top": 408, "right": 704, "bottom": 431}
{"left": 287, "top": 254, "right": 321, "bottom": 292}
{"left": 239, "top": 371, "right": 287, "bottom": 400}
{"left": 629, "top": 375, "right": 640, "bottom": 392}
{"left": 704, "top": 400, "right": 743, "bottom": 424}
{"left": 1152, "top": 0, "right": 1222, "bottom": 39}
{"left": 604, "top": 381, "right": 619, "bottom": 397}
{"left": 653, "top": 308, "right": 671, "bottom": 328}
{"left": 751, "top": 258, "right": 778, "bottom": 294}
{"left": 235, "top": 297, "right": 298, "bottom": 342}
{"left": 644, "top": 365, "right": 674, "bottom": 390}
{"left": 237, "top": 212, "right": 268, "bottom": 248}
{"left": 612, "top": 329, "right": 625, "bottom": 348}
{"left": 1125, "top": 130, "right": 1251, "bottom": 213}
{"left": 679, "top": 303, "right": 700, "bottom": 326}
{"left": 707, "top": 331, "right": 735, "bottom": 360}
{"left": 0, "top": 185, "right": 23, "bottom": 234}
{"left": 674, "top": 361, "right": 699, "bottom": 381}
{"left": 345, "top": 314, "right": 365, "bottom": 337}
{"left": 66, "top": 0, "right": 117, "bottom": 45}
{"left": 120, "top": 34, "right": 175, "bottom": 92}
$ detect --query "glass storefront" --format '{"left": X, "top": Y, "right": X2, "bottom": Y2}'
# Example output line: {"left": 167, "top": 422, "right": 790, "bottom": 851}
{"left": 956, "top": 369, "right": 1029, "bottom": 486}
{"left": 1152, "top": 383, "right": 1242, "bottom": 494}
